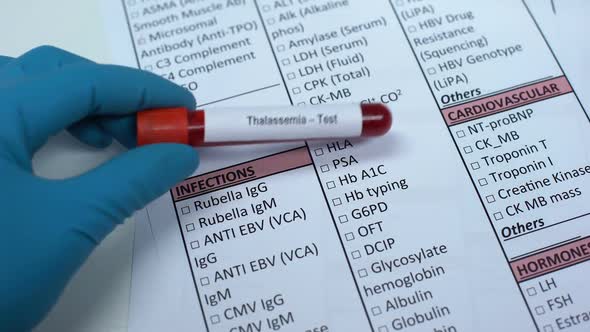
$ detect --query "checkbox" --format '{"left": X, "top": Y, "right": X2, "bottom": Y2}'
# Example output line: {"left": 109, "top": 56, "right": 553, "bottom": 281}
{"left": 130, "top": 11, "right": 139, "bottom": 18}
{"left": 395, "top": 0, "right": 404, "bottom": 5}
{"left": 332, "top": 197, "right": 342, "bottom": 206}
{"left": 485, "top": 195, "right": 496, "bottom": 203}
{"left": 326, "top": 181, "right": 336, "bottom": 189}
{"left": 281, "top": 58, "right": 291, "bottom": 66}
{"left": 493, "top": 212, "right": 503, "bottom": 221}
{"left": 262, "top": 4, "right": 271, "bottom": 12}
{"left": 427, "top": 67, "right": 436, "bottom": 75}
{"left": 478, "top": 178, "right": 488, "bottom": 186}
{"left": 181, "top": 206, "right": 190, "bottom": 215}
{"left": 358, "top": 269, "right": 368, "bottom": 278}
{"left": 277, "top": 44, "right": 285, "bottom": 52}
{"left": 211, "top": 314, "right": 220, "bottom": 324}
{"left": 138, "top": 38, "right": 146, "bottom": 45}
{"left": 144, "top": 65, "right": 154, "bottom": 71}
{"left": 526, "top": 287, "right": 537, "bottom": 296}
{"left": 470, "top": 162, "right": 480, "bottom": 170}
{"left": 339, "top": 215, "right": 349, "bottom": 224}
{"left": 314, "top": 148, "right": 324, "bottom": 156}
{"left": 535, "top": 305, "right": 545, "bottom": 315}
{"left": 378, "top": 326, "right": 389, "bottom": 332}
{"left": 408, "top": 25, "right": 416, "bottom": 33}
{"left": 371, "top": 306, "right": 382, "bottom": 316}
{"left": 543, "top": 324, "right": 554, "bottom": 332}
{"left": 456, "top": 130, "right": 465, "bottom": 138}
{"left": 186, "top": 223, "right": 195, "bottom": 232}
{"left": 292, "top": 87, "right": 301, "bottom": 94}
{"left": 200, "top": 277, "right": 210, "bottom": 286}
{"left": 463, "top": 146, "right": 473, "bottom": 154}
{"left": 320, "top": 164, "right": 330, "bottom": 173}
{"left": 351, "top": 250, "right": 361, "bottom": 259}
{"left": 345, "top": 232, "right": 355, "bottom": 241}
{"left": 266, "top": 18, "right": 276, "bottom": 25}
{"left": 286, "top": 72, "right": 296, "bottom": 80}
{"left": 190, "top": 240, "right": 200, "bottom": 249}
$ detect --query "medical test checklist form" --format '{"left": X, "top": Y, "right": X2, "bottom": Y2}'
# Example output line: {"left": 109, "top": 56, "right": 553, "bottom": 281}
{"left": 101, "top": 1, "right": 590, "bottom": 331}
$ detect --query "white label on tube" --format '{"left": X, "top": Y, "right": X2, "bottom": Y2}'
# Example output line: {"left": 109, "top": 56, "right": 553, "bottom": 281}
{"left": 203, "top": 104, "right": 363, "bottom": 143}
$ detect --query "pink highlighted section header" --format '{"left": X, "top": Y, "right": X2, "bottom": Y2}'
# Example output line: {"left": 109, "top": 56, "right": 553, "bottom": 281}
{"left": 510, "top": 236, "right": 590, "bottom": 282}
{"left": 171, "top": 147, "right": 312, "bottom": 201}
{"left": 442, "top": 76, "right": 572, "bottom": 126}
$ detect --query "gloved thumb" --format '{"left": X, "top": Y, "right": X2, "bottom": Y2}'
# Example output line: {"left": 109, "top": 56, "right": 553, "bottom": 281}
{"left": 65, "top": 143, "right": 198, "bottom": 242}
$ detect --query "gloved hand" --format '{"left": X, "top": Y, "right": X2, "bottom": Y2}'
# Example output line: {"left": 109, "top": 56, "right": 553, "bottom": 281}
{"left": 0, "top": 46, "right": 199, "bottom": 330}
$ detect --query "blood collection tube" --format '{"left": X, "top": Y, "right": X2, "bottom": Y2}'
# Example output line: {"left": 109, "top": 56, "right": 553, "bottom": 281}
{"left": 136, "top": 103, "right": 392, "bottom": 146}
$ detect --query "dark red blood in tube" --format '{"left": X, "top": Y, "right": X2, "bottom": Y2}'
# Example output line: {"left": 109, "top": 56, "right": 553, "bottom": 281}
{"left": 361, "top": 103, "right": 392, "bottom": 137}
{"left": 137, "top": 104, "right": 392, "bottom": 146}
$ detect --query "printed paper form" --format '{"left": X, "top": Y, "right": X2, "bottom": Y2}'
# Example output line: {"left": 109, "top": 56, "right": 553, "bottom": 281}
{"left": 100, "top": 1, "right": 590, "bottom": 331}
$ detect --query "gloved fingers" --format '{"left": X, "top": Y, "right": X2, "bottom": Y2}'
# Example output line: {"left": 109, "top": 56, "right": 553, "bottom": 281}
{"left": 11, "top": 61, "right": 195, "bottom": 153}
{"left": 0, "top": 46, "right": 90, "bottom": 84}
{"left": 64, "top": 144, "right": 198, "bottom": 239}
{"left": 0, "top": 55, "right": 14, "bottom": 67}
{"left": 68, "top": 119, "right": 113, "bottom": 149}
{"left": 98, "top": 115, "right": 136, "bottom": 148}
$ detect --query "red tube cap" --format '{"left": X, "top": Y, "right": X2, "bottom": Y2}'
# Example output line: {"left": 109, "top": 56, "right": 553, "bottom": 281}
{"left": 137, "top": 107, "right": 189, "bottom": 145}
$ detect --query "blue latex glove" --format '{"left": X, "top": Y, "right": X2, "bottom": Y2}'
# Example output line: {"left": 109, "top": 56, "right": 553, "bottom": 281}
{"left": 0, "top": 46, "right": 199, "bottom": 330}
